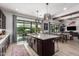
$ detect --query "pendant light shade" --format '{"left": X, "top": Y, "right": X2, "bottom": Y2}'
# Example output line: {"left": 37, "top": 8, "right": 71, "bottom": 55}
{"left": 44, "top": 13, "right": 51, "bottom": 20}
{"left": 44, "top": 3, "right": 52, "bottom": 20}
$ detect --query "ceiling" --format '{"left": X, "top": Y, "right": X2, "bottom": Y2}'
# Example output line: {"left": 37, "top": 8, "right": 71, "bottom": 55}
{"left": 0, "top": 3, "right": 79, "bottom": 18}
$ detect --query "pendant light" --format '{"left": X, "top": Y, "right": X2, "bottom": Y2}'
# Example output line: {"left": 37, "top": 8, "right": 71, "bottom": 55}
{"left": 44, "top": 3, "right": 51, "bottom": 20}
{"left": 36, "top": 9, "right": 39, "bottom": 22}
{"left": 35, "top": 9, "right": 39, "bottom": 33}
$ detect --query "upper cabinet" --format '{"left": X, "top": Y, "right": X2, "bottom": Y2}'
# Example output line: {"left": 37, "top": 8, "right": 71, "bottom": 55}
{"left": 0, "top": 9, "right": 6, "bottom": 29}
{"left": 0, "top": 10, "right": 1, "bottom": 18}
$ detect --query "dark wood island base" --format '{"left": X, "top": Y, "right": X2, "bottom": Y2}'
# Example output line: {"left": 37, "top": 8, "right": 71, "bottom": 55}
{"left": 27, "top": 34, "right": 59, "bottom": 56}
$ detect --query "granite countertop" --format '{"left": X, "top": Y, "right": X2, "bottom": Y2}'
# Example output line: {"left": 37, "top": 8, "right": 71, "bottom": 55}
{"left": 0, "top": 33, "right": 10, "bottom": 45}
{"left": 27, "top": 33, "right": 59, "bottom": 40}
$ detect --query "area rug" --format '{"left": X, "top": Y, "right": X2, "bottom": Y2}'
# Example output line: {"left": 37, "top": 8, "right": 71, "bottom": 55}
{"left": 5, "top": 44, "right": 30, "bottom": 56}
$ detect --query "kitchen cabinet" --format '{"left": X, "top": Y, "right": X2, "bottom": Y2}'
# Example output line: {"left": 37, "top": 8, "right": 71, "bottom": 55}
{"left": 0, "top": 9, "right": 6, "bottom": 29}
{"left": 0, "top": 34, "right": 10, "bottom": 56}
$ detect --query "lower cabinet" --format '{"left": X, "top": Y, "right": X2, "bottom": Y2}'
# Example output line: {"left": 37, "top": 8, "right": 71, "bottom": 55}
{"left": 28, "top": 37, "right": 55, "bottom": 56}
{"left": 0, "top": 35, "right": 10, "bottom": 56}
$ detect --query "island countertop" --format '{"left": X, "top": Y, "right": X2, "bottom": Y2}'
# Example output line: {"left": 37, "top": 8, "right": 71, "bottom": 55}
{"left": 27, "top": 33, "right": 59, "bottom": 40}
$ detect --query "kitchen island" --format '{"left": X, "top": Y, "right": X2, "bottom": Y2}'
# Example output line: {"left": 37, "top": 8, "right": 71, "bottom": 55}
{"left": 27, "top": 33, "right": 59, "bottom": 56}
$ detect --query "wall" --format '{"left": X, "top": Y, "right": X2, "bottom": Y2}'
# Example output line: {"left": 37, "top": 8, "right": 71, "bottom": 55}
{"left": 62, "top": 18, "right": 79, "bottom": 32}
{"left": 2, "top": 9, "right": 13, "bottom": 43}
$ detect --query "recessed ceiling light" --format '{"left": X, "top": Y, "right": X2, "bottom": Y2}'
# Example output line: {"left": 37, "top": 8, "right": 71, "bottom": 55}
{"left": 16, "top": 8, "right": 19, "bottom": 11}
{"left": 63, "top": 8, "right": 67, "bottom": 10}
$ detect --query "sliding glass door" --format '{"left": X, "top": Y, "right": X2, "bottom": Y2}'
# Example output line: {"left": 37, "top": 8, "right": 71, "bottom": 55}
{"left": 16, "top": 17, "right": 41, "bottom": 42}
{"left": 32, "top": 22, "right": 41, "bottom": 33}
{"left": 17, "top": 20, "right": 24, "bottom": 41}
{"left": 17, "top": 20, "right": 31, "bottom": 41}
